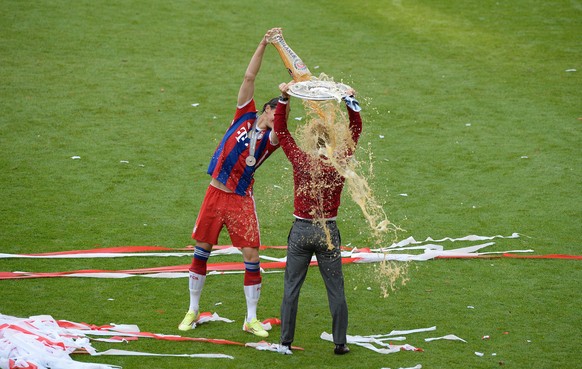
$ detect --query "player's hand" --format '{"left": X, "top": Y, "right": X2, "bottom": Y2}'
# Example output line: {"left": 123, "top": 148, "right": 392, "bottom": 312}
{"left": 264, "top": 28, "right": 282, "bottom": 44}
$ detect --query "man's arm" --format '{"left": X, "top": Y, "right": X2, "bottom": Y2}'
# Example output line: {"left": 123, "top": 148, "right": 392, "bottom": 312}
{"left": 237, "top": 28, "right": 282, "bottom": 107}
{"left": 274, "top": 82, "right": 306, "bottom": 164}
{"left": 347, "top": 106, "right": 362, "bottom": 145}
{"left": 344, "top": 89, "right": 363, "bottom": 146}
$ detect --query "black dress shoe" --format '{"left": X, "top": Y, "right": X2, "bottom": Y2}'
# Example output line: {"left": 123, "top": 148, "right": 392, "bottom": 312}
{"left": 334, "top": 344, "right": 350, "bottom": 355}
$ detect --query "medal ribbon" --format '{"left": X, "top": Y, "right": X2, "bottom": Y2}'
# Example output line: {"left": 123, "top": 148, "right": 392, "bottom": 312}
{"left": 247, "top": 116, "right": 259, "bottom": 166}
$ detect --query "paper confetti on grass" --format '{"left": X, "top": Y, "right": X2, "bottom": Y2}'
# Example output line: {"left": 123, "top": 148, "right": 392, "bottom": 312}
{"left": 320, "top": 327, "right": 436, "bottom": 354}
{"left": 321, "top": 326, "right": 470, "bottom": 355}
{"left": 0, "top": 313, "right": 242, "bottom": 369}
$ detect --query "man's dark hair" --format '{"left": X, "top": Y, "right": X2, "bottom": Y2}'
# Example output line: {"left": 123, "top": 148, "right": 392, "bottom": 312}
{"left": 262, "top": 97, "right": 279, "bottom": 113}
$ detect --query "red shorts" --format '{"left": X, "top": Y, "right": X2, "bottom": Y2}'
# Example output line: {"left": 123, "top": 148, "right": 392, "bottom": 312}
{"left": 192, "top": 185, "right": 261, "bottom": 247}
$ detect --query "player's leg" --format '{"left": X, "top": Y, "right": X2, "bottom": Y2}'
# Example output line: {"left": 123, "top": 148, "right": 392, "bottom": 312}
{"left": 179, "top": 186, "right": 223, "bottom": 331}
{"left": 240, "top": 246, "right": 268, "bottom": 337}
{"left": 226, "top": 193, "right": 268, "bottom": 337}
{"left": 178, "top": 242, "right": 212, "bottom": 331}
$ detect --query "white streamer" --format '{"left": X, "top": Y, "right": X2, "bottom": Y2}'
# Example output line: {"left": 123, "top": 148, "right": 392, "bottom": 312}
{"left": 93, "top": 349, "right": 233, "bottom": 359}
{"left": 385, "top": 326, "right": 437, "bottom": 336}
{"left": 0, "top": 252, "right": 194, "bottom": 259}
{"left": 380, "top": 233, "right": 520, "bottom": 251}
{"left": 424, "top": 334, "right": 467, "bottom": 343}
{"left": 0, "top": 246, "right": 242, "bottom": 259}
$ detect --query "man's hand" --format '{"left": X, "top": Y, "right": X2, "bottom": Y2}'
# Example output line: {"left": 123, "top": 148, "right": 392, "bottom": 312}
{"left": 278, "top": 81, "right": 295, "bottom": 98}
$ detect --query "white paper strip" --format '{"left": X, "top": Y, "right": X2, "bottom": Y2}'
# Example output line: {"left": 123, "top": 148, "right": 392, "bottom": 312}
{"left": 424, "top": 334, "right": 467, "bottom": 343}
{"left": 195, "top": 312, "right": 235, "bottom": 325}
{"left": 10, "top": 270, "right": 282, "bottom": 280}
{"left": 64, "top": 272, "right": 191, "bottom": 279}
{"left": 0, "top": 252, "right": 195, "bottom": 259}
{"left": 352, "top": 242, "right": 533, "bottom": 264}
{"left": 211, "top": 247, "right": 243, "bottom": 256}
{"left": 351, "top": 342, "right": 404, "bottom": 354}
{"left": 381, "top": 233, "right": 520, "bottom": 250}
{"left": 259, "top": 255, "right": 287, "bottom": 262}
{"left": 93, "top": 337, "right": 135, "bottom": 343}
{"left": 245, "top": 342, "right": 281, "bottom": 352}
{"left": 427, "top": 233, "right": 520, "bottom": 243}
{"left": 479, "top": 249, "right": 534, "bottom": 255}
{"left": 386, "top": 326, "right": 437, "bottom": 336}
{"left": 375, "top": 336, "right": 407, "bottom": 341}
{"left": 93, "top": 349, "right": 233, "bottom": 359}
{"left": 0, "top": 247, "right": 241, "bottom": 259}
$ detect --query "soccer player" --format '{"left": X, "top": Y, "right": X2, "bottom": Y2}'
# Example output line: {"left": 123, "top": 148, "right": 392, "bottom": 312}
{"left": 178, "top": 28, "right": 286, "bottom": 338}
{"left": 273, "top": 81, "right": 362, "bottom": 355}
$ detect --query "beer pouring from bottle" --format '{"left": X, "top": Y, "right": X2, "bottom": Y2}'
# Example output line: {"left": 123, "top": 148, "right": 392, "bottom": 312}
{"left": 269, "top": 29, "right": 353, "bottom": 102}
{"left": 268, "top": 30, "right": 312, "bottom": 82}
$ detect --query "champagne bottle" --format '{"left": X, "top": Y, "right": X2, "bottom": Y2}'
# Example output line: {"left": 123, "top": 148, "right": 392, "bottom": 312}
{"left": 268, "top": 31, "right": 312, "bottom": 82}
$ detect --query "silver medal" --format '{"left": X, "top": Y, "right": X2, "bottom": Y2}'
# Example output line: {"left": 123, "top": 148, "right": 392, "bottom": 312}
{"left": 246, "top": 156, "right": 256, "bottom": 166}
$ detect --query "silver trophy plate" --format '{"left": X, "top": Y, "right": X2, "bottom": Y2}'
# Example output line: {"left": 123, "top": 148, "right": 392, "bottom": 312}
{"left": 288, "top": 80, "right": 352, "bottom": 101}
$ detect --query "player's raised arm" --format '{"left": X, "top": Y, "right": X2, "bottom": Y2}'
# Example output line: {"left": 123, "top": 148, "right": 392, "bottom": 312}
{"left": 237, "top": 28, "right": 282, "bottom": 107}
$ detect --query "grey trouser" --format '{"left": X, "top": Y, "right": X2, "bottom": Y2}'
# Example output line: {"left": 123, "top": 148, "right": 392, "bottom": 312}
{"left": 280, "top": 219, "right": 348, "bottom": 345}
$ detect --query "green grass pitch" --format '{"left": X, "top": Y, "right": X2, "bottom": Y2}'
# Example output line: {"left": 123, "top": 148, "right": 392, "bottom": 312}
{"left": 1, "top": 1, "right": 580, "bottom": 368}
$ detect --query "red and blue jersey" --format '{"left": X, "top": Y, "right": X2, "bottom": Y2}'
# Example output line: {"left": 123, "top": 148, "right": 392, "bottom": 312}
{"left": 207, "top": 99, "right": 279, "bottom": 196}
